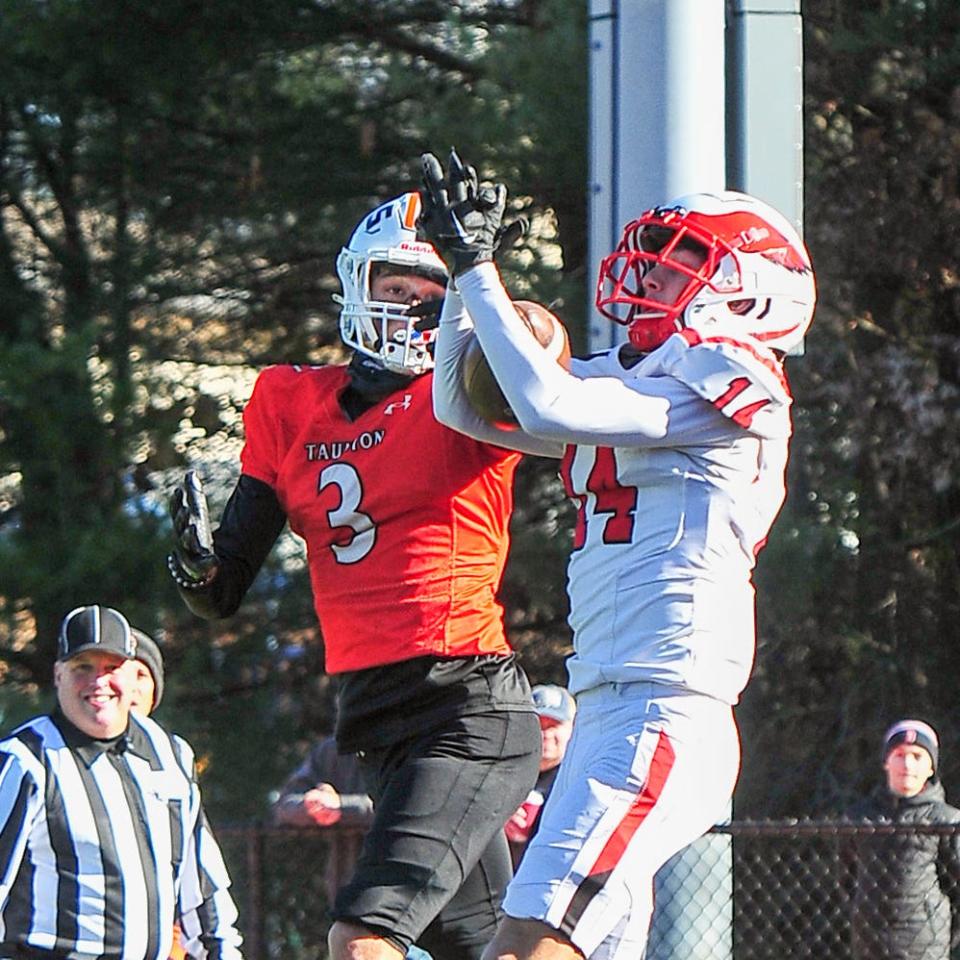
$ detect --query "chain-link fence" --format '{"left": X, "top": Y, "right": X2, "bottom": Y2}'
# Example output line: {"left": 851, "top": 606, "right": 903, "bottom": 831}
{"left": 217, "top": 821, "right": 960, "bottom": 960}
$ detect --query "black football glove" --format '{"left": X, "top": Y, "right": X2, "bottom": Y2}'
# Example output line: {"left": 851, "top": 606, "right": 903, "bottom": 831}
{"left": 167, "top": 470, "right": 219, "bottom": 589}
{"left": 418, "top": 148, "right": 526, "bottom": 275}
{"left": 407, "top": 297, "right": 445, "bottom": 332}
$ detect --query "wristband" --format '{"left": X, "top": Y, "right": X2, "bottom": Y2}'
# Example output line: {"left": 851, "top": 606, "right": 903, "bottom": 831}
{"left": 166, "top": 553, "right": 216, "bottom": 591}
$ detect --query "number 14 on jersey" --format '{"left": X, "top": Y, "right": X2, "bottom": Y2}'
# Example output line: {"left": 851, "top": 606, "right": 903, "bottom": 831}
{"left": 559, "top": 446, "right": 637, "bottom": 550}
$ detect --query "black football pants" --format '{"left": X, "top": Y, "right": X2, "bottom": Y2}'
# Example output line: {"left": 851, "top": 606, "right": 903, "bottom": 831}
{"left": 333, "top": 708, "right": 541, "bottom": 959}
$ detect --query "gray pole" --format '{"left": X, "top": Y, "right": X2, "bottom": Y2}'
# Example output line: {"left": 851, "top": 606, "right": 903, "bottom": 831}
{"left": 587, "top": 0, "right": 726, "bottom": 352}
{"left": 726, "top": 0, "right": 805, "bottom": 233}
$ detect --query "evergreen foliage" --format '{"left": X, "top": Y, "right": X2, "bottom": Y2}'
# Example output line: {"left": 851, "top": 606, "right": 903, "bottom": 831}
{"left": 0, "top": 0, "right": 583, "bottom": 821}
{"left": 0, "top": 0, "right": 958, "bottom": 825}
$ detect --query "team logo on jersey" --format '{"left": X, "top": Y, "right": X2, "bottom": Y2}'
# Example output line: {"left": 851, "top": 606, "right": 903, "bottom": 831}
{"left": 383, "top": 394, "right": 413, "bottom": 415}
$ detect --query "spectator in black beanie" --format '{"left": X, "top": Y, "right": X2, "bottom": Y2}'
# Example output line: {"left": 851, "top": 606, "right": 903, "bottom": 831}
{"left": 844, "top": 719, "right": 960, "bottom": 960}
{"left": 129, "top": 628, "right": 165, "bottom": 715}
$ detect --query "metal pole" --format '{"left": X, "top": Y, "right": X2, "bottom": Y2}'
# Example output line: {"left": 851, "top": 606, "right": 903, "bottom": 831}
{"left": 726, "top": 0, "right": 804, "bottom": 233}
{"left": 587, "top": 0, "right": 727, "bottom": 351}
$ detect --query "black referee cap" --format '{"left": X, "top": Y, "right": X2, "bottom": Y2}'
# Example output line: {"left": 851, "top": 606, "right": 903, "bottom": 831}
{"left": 57, "top": 605, "right": 137, "bottom": 663}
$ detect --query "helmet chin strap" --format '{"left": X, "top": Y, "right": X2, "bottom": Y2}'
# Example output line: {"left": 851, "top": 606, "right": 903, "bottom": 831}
{"left": 628, "top": 315, "right": 679, "bottom": 352}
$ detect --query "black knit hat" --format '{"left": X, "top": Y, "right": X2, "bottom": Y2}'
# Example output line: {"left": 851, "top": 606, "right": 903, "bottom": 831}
{"left": 883, "top": 719, "right": 939, "bottom": 775}
{"left": 132, "top": 629, "right": 164, "bottom": 710}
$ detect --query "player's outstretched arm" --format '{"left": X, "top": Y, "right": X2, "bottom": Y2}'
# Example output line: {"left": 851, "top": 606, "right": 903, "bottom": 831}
{"left": 458, "top": 264, "right": 749, "bottom": 446}
{"left": 168, "top": 471, "right": 218, "bottom": 589}
{"left": 432, "top": 285, "right": 563, "bottom": 458}
{"left": 167, "top": 472, "right": 287, "bottom": 619}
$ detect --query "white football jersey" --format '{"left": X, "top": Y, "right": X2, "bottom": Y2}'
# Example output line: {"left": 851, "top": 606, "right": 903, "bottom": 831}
{"left": 438, "top": 265, "right": 795, "bottom": 705}
{"left": 560, "top": 336, "right": 790, "bottom": 704}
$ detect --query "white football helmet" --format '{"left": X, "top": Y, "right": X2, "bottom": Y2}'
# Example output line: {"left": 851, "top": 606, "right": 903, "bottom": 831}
{"left": 335, "top": 192, "right": 449, "bottom": 375}
{"left": 596, "top": 190, "right": 816, "bottom": 353}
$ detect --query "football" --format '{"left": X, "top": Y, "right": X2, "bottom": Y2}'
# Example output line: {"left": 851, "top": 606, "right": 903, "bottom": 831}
{"left": 462, "top": 301, "right": 571, "bottom": 428}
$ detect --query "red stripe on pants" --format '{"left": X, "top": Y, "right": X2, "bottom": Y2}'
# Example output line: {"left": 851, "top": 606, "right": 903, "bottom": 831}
{"left": 588, "top": 729, "right": 676, "bottom": 876}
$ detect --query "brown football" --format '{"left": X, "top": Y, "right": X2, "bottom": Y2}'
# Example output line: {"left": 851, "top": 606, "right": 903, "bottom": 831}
{"left": 462, "top": 300, "right": 571, "bottom": 429}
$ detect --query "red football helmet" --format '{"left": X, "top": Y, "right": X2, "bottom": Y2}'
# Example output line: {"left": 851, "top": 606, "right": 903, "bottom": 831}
{"left": 596, "top": 190, "right": 816, "bottom": 353}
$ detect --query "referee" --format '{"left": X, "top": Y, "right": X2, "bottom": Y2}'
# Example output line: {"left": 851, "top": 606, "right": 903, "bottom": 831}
{"left": 0, "top": 604, "right": 244, "bottom": 960}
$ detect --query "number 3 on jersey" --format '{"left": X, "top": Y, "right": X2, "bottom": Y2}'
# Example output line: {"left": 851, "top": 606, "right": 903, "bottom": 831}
{"left": 560, "top": 446, "right": 637, "bottom": 550}
{"left": 317, "top": 462, "right": 376, "bottom": 563}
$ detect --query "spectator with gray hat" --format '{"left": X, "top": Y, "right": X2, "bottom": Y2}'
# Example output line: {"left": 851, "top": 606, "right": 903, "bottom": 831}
{"left": 0, "top": 604, "right": 243, "bottom": 960}
{"left": 844, "top": 719, "right": 960, "bottom": 960}
{"left": 122, "top": 624, "right": 189, "bottom": 960}
{"left": 129, "top": 627, "right": 165, "bottom": 715}
{"left": 505, "top": 685, "right": 576, "bottom": 866}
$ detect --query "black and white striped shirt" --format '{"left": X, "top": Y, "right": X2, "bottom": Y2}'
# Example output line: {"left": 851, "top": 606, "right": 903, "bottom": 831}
{"left": 0, "top": 710, "right": 243, "bottom": 960}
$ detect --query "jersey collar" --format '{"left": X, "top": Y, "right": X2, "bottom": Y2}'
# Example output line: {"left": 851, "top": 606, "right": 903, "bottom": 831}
{"left": 51, "top": 708, "right": 155, "bottom": 767}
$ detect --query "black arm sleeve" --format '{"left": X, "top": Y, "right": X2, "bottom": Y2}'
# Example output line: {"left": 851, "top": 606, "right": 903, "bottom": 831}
{"left": 176, "top": 474, "right": 288, "bottom": 619}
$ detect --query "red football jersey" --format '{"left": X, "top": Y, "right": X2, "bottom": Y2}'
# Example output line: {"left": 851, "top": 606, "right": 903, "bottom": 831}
{"left": 240, "top": 364, "right": 521, "bottom": 673}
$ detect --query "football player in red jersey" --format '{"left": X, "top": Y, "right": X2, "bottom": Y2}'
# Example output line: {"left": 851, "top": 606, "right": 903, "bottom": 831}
{"left": 167, "top": 193, "right": 552, "bottom": 960}
{"left": 419, "top": 150, "right": 816, "bottom": 960}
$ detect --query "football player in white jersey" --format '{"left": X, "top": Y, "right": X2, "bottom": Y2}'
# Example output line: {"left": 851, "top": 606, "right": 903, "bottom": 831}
{"left": 418, "top": 150, "right": 816, "bottom": 960}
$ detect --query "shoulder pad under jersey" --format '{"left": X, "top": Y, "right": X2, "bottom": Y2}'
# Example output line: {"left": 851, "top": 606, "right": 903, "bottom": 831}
{"left": 643, "top": 331, "right": 793, "bottom": 439}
